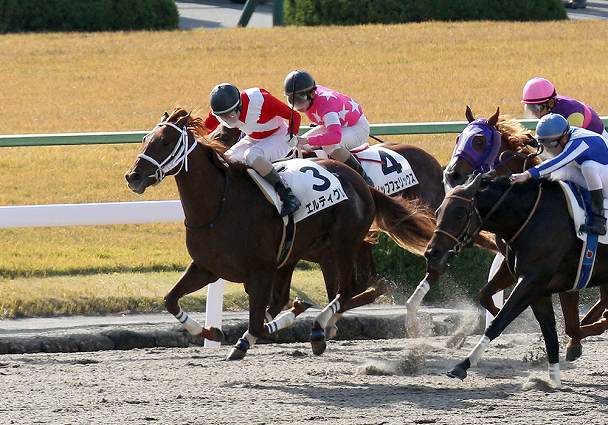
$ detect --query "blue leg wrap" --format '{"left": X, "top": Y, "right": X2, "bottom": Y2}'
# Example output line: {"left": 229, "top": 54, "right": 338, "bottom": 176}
{"left": 235, "top": 338, "right": 250, "bottom": 351}
{"left": 310, "top": 328, "right": 325, "bottom": 341}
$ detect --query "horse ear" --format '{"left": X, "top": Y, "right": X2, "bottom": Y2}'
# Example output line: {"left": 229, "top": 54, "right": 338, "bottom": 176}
{"left": 487, "top": 107, "right": 500, "bottom": 127}
{"left": 465, "top": 105, "right": 475, "bottom": 123}
{"left": 160, "top": 111, "right": 169, "bottom": 122}
{"left": 462, "top": 173, "right": 483, "bottom": 195}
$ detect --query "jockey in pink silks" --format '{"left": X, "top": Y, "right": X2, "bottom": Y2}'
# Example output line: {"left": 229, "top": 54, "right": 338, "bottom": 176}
{"left": 283, "top": 70, "right": 374, "bottom": 185}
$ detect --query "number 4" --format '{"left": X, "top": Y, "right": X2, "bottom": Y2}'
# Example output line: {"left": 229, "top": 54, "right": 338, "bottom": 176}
{"left": 379, "top": 151, "right": 403, "bottom": 175}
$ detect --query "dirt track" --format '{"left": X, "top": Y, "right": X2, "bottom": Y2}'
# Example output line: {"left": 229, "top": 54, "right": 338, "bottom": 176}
{"left": 1, "top": 332, "right": 607, "bottom": 425}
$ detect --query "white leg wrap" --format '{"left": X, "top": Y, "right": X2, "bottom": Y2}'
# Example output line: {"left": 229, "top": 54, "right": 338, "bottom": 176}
{"left": 316, "top": 298, "right": 341, "bottom": 329}
{"left": 406, "top": 280, "right": 430, "bottom": 310}
{"left": 264, "top": 311, "right": 274, "bottom": 323}
{"left": 264, "top": 311, "right": 296, "bottom": 334}
{"left": 242, "top": 331, "right": 258, "bottom": 346}
{"left": 468, "top": 335, "right": 491, "bottom": 366}
{"left": 175, "top": 308, "right": 203, "bottom": 336}
{"left": 548, "top": 362, "right": 562, "bottom": 389}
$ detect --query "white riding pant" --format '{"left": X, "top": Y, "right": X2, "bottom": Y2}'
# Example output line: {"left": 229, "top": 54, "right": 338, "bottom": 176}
{"left": 550, "top": 160, "right": 608, "bottom": 196}
{"left": 303, "top": 115, "right": 370, "bottom": 155}
{"left": 225, "top": 122, "right": 291, "bottom": 166}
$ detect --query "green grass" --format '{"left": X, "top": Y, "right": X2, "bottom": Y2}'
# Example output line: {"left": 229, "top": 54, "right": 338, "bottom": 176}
{"left": 0, "top": 268, "right": 328, "bottom": 319}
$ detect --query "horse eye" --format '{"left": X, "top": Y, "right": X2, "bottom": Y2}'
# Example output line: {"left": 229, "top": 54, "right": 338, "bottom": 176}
{"left": 473, "top": 137, "right": 485, "bottom": 147}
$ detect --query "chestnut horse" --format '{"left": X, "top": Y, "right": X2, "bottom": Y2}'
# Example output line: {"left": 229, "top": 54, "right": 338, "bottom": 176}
{"left": 419, "top": 106, "right": 608, "bottom": 360}
{"left": 213, "top": 124, "right": 449, "bottom": 336}
{"left": 125, "top": 108, "right": 435, "bottom": 360}
{"left": 212, "top": 122, "right": 496, "bottom": 322}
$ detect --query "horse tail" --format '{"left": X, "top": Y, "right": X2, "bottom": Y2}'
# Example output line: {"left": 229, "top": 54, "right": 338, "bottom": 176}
{"left": 369, "top": 188, "right": 436, "bottom": 256}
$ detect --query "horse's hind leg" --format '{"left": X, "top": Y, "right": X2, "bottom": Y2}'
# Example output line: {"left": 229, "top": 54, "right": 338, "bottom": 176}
{"left": 164, "top": 262, "right": 225, "bottom": 342}
{"left": 263, "top": 263, "right": 313, "bottom": 335}
{"left": 560, "top": 291, "right": 586, "bottom": 361}
{"left": 580, "top": 286, "right": 608, "bottom": 326}
{"left": 227, "top": 270, "right": 275, "bottom": 361}
{"left": 312, "top": 256, "right": 357, "bottom": 355}
{"left": 564, "top": 285, "right": 608, "bottom": 361}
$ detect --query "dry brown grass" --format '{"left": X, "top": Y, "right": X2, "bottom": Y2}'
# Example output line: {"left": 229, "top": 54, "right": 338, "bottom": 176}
{"left": 1, "top": 21, "right": 607, "bottom": 312}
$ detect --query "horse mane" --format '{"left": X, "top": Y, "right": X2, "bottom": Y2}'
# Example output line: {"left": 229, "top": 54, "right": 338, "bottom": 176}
{"left": 496, "top": 116, "right": 542, "bottom": 166}
{"left": 166, "top": 107, "right": 248, "bottom": 173}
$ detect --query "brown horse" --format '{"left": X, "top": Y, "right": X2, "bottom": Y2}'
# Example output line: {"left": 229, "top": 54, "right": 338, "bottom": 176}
{"left": 430, "top": 175, "right": 608, "bottom": 387}
{"left": 434, "top": 106, "right": 608, "bottom": 360}
{"left": 213, "top": 123, "right": 449, "bottom": 336}
{"left": 125, "top": 108, "right": 435, "bottom": 359}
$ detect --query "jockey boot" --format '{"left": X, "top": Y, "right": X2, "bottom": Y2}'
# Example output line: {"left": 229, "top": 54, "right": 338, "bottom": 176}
{"left": 580, "top": 189, "right": 607, "bottom": 236}
{"left": 263, "top": 169, "right": 301, "bottom": 217}
{"left": 343, "top": 153, "right": 374, "bottom": 187}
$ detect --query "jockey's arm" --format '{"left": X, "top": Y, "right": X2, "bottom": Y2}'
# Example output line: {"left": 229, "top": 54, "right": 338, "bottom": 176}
{"left": 307, "top": 112, "right": 342, "bottom": 147}
{"left": 203, "top": 111, "right": 220, "bottom": 133}
{"left": 266, "top": 92, "right": 301, "bottom": 135}
{"left": 528, "top": 140, "right": 590, "bottom": 179}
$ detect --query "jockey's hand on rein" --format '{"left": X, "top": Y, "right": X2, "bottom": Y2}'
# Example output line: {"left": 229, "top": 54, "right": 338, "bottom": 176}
{"left": 509, "top": 171, "right": 531, "bottom": 184}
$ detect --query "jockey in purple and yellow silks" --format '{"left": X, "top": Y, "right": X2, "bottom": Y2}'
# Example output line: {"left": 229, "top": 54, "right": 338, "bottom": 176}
{"left": 283, "top": 70, "right": 374, "bottom": 186}
{"left": 522, "top": 77, "right": 607, "bottom": 138}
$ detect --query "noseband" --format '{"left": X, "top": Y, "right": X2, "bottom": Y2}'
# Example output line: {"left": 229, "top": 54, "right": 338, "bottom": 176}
{"left": 137, "top": 121, "right": 197, "bottom": 185}
{"left": 435, "top": 184, "right": 515, "bottom": 255}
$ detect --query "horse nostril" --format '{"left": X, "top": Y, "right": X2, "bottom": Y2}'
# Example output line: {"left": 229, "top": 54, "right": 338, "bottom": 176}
{"left": 425, "top": 248, "right": 439, "bottom": 260}
{"left": 126, "top": 172, "right": 141, "bottom": 183}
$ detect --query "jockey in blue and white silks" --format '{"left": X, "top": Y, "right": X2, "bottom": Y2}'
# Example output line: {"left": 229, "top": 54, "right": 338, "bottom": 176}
{"left": 510, "top": 113, "right": 608, "bottom": 235}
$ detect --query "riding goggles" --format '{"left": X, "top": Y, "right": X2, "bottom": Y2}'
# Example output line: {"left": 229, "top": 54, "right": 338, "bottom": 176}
{"left": 537, "top": 132, "right": 566, "bottom": 148}
{"left": 286, "top": 92, "right": 310, "bottom": 108}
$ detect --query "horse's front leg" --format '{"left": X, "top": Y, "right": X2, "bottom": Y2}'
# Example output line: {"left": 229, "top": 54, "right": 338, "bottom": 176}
{"left": 405, "top": 270, "right": 440, "bottom": 337}
{"left": 227, "top": 271, "right": 274, "bottom": 361}
{"left": 447, "top": 272, "right": 548, "bottom": 383}
{"left": 530, "top": 295, "right": 561, "bottom": 388}
{"left": 164, "top": 262, "right": 225, "bottom": 342}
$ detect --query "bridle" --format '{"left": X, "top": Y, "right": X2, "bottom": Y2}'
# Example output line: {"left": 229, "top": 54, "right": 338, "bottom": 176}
{"left": 434, "top": 184, "right": 515, "bottom": 255}
{"left": 137, "top": 121, "right": 197, "bottom": 185}
{"left": 435, "top": 182, "right": 543, "bottom": 260}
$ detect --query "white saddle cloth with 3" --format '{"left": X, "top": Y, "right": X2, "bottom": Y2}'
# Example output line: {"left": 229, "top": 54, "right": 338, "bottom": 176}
{"left": 248, "top": 158, "right": 348, "bottom": 223}
{"left": 558, "top": 181, "right": 608, "bottom": 244}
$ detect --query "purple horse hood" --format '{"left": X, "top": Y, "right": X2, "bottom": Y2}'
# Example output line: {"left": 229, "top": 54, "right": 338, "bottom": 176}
{"left": 452, "top": 119, "right": 501, "bottom": 173}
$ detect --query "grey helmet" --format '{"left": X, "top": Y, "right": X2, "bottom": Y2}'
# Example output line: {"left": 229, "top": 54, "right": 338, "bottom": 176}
{"left": 210, "top": 83, "right": 241, "bottom": 115}
{"left": 284, "top": 70, "right": 316, "bottom": 96}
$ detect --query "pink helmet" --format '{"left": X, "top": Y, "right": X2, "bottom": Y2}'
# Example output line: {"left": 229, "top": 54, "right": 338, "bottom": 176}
{"left": 522, "top": 77, "right": 556, "bottom": 104}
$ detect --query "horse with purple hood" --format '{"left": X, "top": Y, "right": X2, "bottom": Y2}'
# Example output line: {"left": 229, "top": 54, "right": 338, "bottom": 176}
{"left": 407, "top": 106, "right": 608, "bottom": 361}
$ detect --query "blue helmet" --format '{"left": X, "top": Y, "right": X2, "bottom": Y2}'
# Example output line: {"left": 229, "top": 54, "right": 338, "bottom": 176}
{"left": 535, "top": 113, "right": 569, "bottom": 142}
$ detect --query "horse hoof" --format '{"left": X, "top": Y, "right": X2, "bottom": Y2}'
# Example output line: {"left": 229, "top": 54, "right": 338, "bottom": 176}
{"left": 565, "top": 344, "right": 582, "bottom": 362}
{"left": 447, "top": 365, "right": 467, "bottom": 380}
{"left": 310, "top": 328, "right": 326, "bottom": 355}
{"left": 226, "top": 347, "right": 247, "bottom": 361}
{"left": 226, "top": 338, "right": 249, "bottom": 361}
{"left": 311, "top": 340, "right": 327, "bottom": 356}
